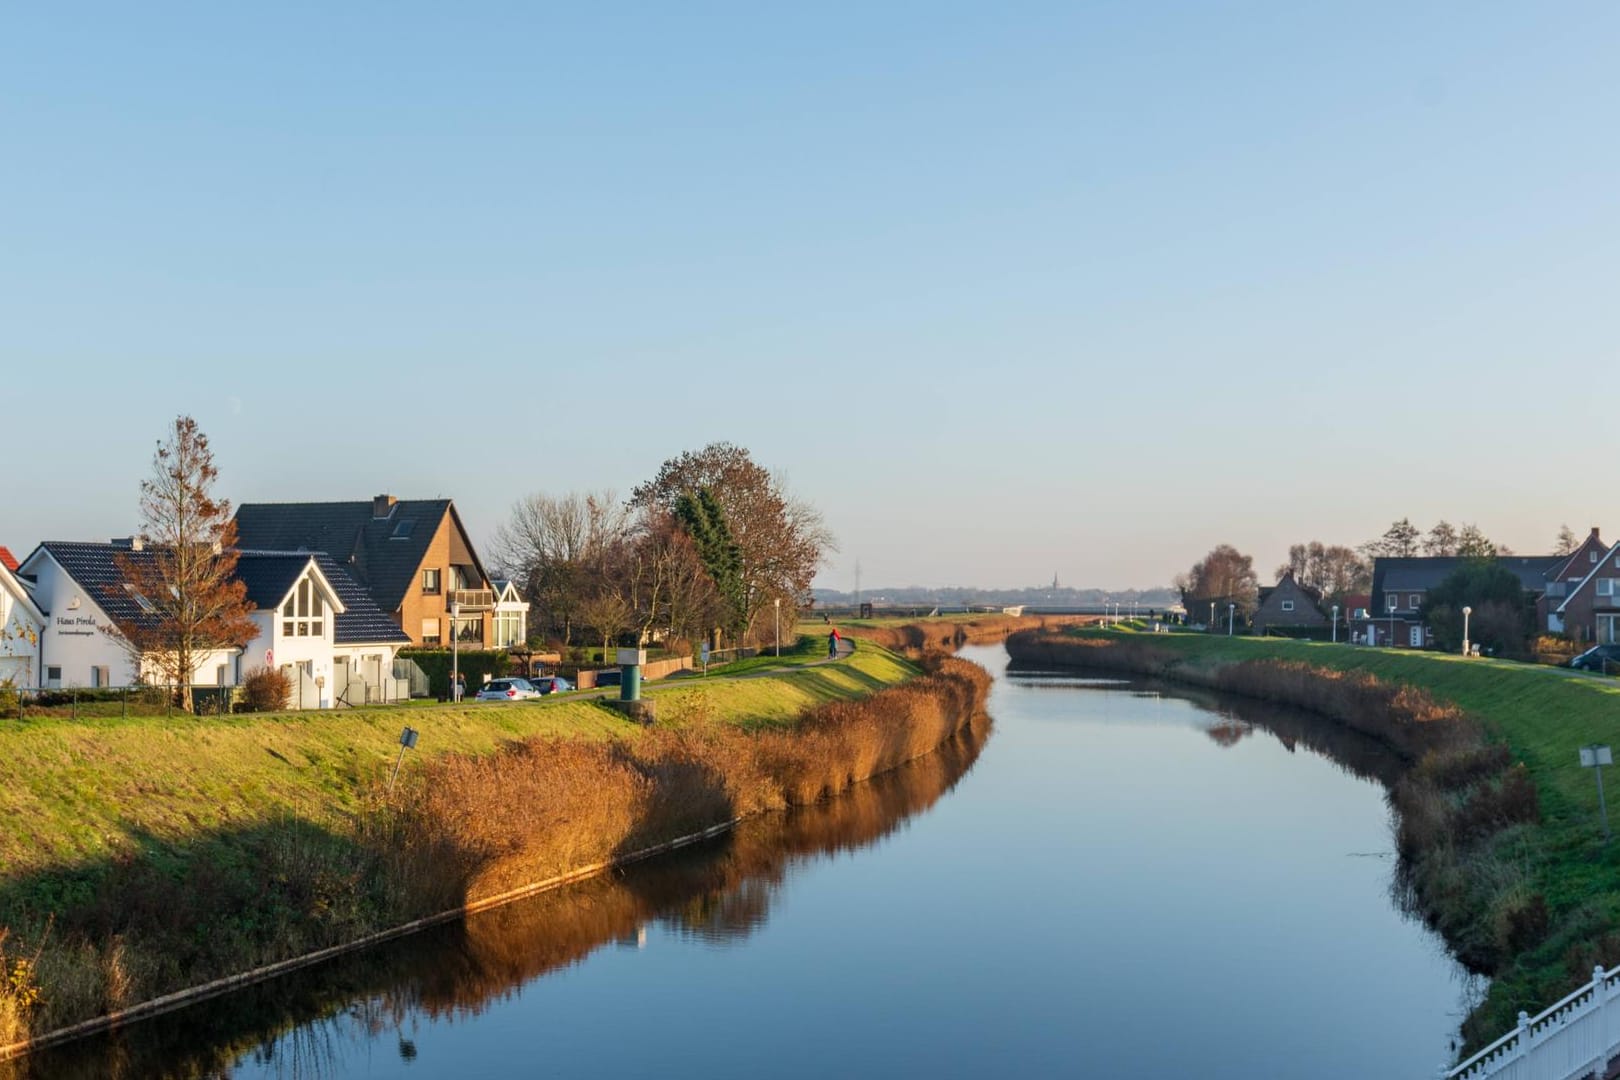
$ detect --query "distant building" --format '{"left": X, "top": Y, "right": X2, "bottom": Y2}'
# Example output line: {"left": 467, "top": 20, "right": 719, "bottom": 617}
{"left": 1250, "top": 571, "right": 1329, "bottom": 633}
{"left": 1369, "top": 554, "right": 1562, "bottom": 648}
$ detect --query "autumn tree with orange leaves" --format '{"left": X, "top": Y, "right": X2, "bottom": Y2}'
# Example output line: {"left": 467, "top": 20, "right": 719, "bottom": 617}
{"left": 110, "top": 416, "right": 258, "bottom": 711}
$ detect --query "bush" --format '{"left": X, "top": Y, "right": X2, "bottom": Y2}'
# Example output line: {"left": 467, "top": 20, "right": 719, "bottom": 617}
{"left": 239, "top": 666, "right": 291, "bottom": 713}
{"left": 0, "top": 680, "right": 17, "bottom": 720}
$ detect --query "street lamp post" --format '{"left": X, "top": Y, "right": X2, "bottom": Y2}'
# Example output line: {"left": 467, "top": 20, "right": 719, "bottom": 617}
{"left": 774, "top": 597, "right": 781, "bottom": 658}
{"left": 1332, "top": 604, "right": 1340, "bottom": 644}
{"left": 1462, "top": 605, "right": 1473, "bottom": 657}
{"left": 1209, "top": 601, "right": 1215, "bottom": 633}
{"left": 1228, "top": 602, "right": 1236, "bottom": 637}
{"left": 450, "top": 600, "right": 461, "bottom": 703}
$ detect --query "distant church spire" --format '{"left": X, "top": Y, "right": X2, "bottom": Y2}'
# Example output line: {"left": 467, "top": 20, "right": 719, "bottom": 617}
{"left": 1052, "top": 571, "right": 1059, "bottom": 590}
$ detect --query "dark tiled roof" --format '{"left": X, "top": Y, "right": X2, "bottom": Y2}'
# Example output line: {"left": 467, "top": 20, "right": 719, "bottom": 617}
{"left": 233, "top": 553, "right": 316, "bottom": 610}
{"left": 312, "top": 553, "right": 412, "bottom": 646}
{"left": 40, "top": 542, "right": 316, "bottom": 634}
{"left": 39, "top": 542, "right": 410, "bottom": 648}
{"left": 1372, "top": 555, "right": 1564, "bottom": 604}
{"left": 40, "top": 541, "right": 170, "bottom": 633}
{"left": 233, "top": 499, "right": 479, "bottom": 614}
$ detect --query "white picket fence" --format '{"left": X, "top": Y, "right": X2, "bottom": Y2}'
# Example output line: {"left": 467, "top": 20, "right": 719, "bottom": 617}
{"left": 1448, "top": 964, "right": 1620, "bottom": 1079}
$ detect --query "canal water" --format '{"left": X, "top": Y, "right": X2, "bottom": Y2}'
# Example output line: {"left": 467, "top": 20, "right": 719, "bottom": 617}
{"left": 18, "top": 644, "right": 1472, "bottom": 1079}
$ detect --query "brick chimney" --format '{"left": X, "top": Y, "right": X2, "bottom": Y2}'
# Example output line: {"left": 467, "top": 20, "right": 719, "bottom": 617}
{"left": 373, "top": 495, "right": 397, "bottom": 519}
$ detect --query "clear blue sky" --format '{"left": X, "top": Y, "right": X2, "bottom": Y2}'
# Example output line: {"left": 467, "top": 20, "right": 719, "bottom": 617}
{"left": 3, "top": 3, "right": 1616, "bottom": 589}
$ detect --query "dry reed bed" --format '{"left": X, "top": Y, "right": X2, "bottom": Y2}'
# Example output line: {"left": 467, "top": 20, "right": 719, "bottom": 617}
{"left": 0, "top": 653, "right": 989, "bottom": 1056}
{"left": 842, "top": 613, "right": 1090, "bottom": 655}
{"left": 1005, "top": 630, "right": 1543, "bottom": 1045}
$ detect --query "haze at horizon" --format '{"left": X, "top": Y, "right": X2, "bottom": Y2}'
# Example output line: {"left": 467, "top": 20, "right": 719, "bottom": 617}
{"left": 3, "top": 3, "right": 1615, "bottom": 591}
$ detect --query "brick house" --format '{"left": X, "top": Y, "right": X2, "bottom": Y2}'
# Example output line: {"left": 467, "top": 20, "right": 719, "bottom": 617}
{"left": 234, "top": 496, "right": 496, "bottom": 648}
{"left": 1539, "top": 528, "right": 1610, "bottom": 636}
{"left": 1551, "top": 540, "right": 1620, "bottom": 645}
{"left": 1251, "top": 571, "right": 1329, "bottom": 633}
{"left": 1369, "top": 554, "right": 1563, "bottom": 648}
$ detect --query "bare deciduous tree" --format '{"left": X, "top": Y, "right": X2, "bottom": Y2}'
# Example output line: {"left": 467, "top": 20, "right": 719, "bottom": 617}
{"left": 491, "top": 491, "right": 627, "bottom": 644}
{"left": 107, "top": 416, "right": 259, "bottom": 710}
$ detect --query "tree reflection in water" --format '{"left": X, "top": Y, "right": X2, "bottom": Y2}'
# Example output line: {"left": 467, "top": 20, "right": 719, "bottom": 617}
{"left": 10, "top": 713, "right": 992, "bottom": 1080}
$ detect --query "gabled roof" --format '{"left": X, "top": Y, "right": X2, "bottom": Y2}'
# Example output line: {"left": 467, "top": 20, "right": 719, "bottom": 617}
{"left": 1556, "top": 541, "right": 1620, "bottom": 615}
{"left": 1373, "top": 555, "right": 1563, "bottom": 599}
{"left": 0, "top": 547, "right": 18, "bottom": 573}
{"left": 31, "top": 542, "right": 342, "bottom": 637}
{"left": 1547, "top": 528, "right": 1607, "bottom": 584}
{"left": 233, "top": 552, "right": 331, "bottom": 611}
{"left": 0, "top": 557, "right": 45, "bottom": 625}
{"left": 233, "top": 499, "right": 487, "bottom": 614}
{"left": 311, "top": 553, "right": 413, "bottom": 646}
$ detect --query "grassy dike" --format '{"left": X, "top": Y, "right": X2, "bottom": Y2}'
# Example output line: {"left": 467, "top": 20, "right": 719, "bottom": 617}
{"left": 0, "top": 636, "right": 992, "bottom": 1055}
{"left": 1006, "top": 627, "right": 1620, "bottom": 1052}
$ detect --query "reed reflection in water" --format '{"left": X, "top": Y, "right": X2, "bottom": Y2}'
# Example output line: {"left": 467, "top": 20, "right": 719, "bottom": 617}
{"left": 14, "top": 713, "right": 994, "bottom": 1080}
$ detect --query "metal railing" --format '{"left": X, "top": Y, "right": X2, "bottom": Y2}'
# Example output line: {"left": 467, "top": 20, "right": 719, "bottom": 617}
{"left": 1, "top": 684, "right": 236, "bottom": 719}
{"left": 1447, "top": 963, "right": 1620, "bottom": 1079}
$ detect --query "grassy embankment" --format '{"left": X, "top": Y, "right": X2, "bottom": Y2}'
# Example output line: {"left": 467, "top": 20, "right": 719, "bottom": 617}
{"left": 0, "top": 635, "right": 995, "bottom": 1053}
{"left": 1008, "top": 627, "right": 1620, "bottom": 1053}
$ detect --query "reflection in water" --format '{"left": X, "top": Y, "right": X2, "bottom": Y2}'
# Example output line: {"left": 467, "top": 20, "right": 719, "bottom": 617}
{"left": 1006, "top": 665, "right": 1410, "bottom": 789}
{"left": 13, "top": 714, "right": 993, "bottom": 1080}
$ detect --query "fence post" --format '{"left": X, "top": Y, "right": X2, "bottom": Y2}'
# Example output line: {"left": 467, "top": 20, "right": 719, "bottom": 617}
{"left": 1513, "top": 1010, "right": 1532, "bottom": 1062}
{"left": 121, "top": 686, "right": 127, "bottom": 720}
{"left": 72, "top": 689, "right": 77, "bottom": 721}
{"left": 1597, "top": 966, "right": 1612, "bottom": 1069}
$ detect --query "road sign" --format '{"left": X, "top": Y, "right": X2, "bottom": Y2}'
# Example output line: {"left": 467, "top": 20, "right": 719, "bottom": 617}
{"left": 1582, "top": 745, "right": 1613, "bottom": 768}
{"left": 700, "top": 643, "right": 710, "bottom": 663}
{"left": 265, "top": 649, "right": 274, "bottom": 667}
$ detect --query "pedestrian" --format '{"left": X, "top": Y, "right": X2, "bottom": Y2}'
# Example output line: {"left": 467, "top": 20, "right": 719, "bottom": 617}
{"left": 827, "top": 629, "right": 839, "bottom": 659}
{"left": 454, "top": 672, "right": 465, "bottom": 702}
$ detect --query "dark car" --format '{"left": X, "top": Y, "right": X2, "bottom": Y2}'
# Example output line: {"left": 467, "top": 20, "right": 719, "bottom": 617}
{"left": 531, "top": 675, "right": 574, "bottom": 695}
{"left": 595, "top": 669, "right": 622, "bottom": 687}
{"left": 1569, "top": 644, "right": 1620, "bottom": 672}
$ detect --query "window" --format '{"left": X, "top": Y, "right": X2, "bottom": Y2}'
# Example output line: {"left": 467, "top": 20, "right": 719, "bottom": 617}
{"left": 1387, "top": 595, "right": 1398, "bottom": 612}
{"left": 1599, "top": 579, "right": 1617, "bottom": 597}
{"left": 45, "top": 666, "right": 61, "bottom": 688}
{"left": 283, "top": 576, "right": 326, "bottom": 637}
{"left": 453, "top": 617, "right": 481, "bottom": 643}
{"left": 1409, "top": 594, "right": 1420, "bottom": 609}
{"left": 495, "top": 610, "right": 525, "bottom": 647}
{"left": 422, "top": 568, "right": 442, "bottom": 595}
{"left": 1593, "top": 550, "right": 1602, "bottom": 563}
{"left": 422, "top": 618, "right": 442, "bottom": 644}
{"left": 1280, "top": 600, "right": 1295, "bottom": 612}
{"left": 91, "top": 666, "right": 110, "bottom": 688}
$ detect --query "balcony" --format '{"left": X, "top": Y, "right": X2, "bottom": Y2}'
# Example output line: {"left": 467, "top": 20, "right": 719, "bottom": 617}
{"left": 449, "top": 589, "right": 495, "bottom": 612}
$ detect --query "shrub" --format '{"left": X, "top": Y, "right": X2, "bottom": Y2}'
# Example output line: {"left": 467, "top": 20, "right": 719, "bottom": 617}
{"left": 239, "top": 666, "right": 291, "bottom": 713}
{"left": 0, "top": 680, "right": 17, "bottom": 720}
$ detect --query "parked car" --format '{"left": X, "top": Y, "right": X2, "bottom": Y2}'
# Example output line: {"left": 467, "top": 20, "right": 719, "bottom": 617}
{"left": 532, "top": 675, "right": 573, "bottom": 695}
{"left": 1569, "top": 645, "right": 1620, "bottom": 672}
{"left": 476, "top": 678, "right": 542, "bottom": 701}
{"left": 594, "top": 669, "right": 622, "bottom": 687}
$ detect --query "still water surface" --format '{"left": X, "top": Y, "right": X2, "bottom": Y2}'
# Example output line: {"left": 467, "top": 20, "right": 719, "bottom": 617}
{"left": 25, "top": 644, "right": 1471, "bottom": 1078}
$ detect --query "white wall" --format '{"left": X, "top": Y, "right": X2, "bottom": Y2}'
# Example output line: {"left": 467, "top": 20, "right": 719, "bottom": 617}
{"left": 0, "top": 573, "right": 42, "bottom": 686}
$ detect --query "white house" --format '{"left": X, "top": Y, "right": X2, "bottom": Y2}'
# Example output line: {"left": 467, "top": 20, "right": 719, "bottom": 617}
{"left": 0, "top": 549, "right": 45, "bottom": 687}
{"left": 15, "top": 540, "right": 411, "bottom": 707}
{"left": 491, "top": 578, "right": 530, "bottom": 649}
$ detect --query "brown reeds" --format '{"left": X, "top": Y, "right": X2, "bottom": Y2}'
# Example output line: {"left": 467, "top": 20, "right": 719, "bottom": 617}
{"left": 0, "top": 651, "right": 991, "bottom": 1058}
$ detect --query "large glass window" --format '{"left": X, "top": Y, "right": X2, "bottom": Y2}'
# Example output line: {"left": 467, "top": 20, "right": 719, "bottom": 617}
{"left": 453, "top": 617, "right": 481, "bottom": 643}
{"left": 284, "top": 576, "right": 327, "bottom": 637}
{"left": 422, "top": 568, "right": 442, "bottom": 595}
